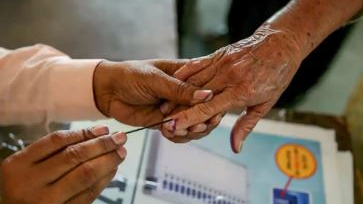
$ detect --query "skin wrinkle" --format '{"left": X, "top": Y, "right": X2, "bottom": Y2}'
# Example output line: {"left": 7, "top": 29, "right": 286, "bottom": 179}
{"left": 163, "top": 26, "right": 302, "bottom": 152}
{"left": 159, "top": 0, "right": 362, "bottom": 153}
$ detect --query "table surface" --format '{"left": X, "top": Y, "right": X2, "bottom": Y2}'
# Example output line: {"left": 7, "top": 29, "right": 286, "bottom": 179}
{"left": 0, "top": 109, "right": 360, "bottom": 203}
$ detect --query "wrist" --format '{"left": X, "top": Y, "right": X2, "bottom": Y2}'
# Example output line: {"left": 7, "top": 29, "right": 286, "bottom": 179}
{"left": 262, "top": 0, "right": 363, "bottom": 61}
{"left": 254, "top": 24, "right": 304, "bottom": 68}
{"left": 93, "top": 60, "right": 116, "bottom": 117}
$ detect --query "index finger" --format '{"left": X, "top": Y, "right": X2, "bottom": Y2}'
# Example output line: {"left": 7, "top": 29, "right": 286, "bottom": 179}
{"left": 37, "top": 132, "right": 127, "bottom": 183}
{"left": 163, "top": 90, "right": 244, "bottom": 131}
{"left": 25, "top": 126, "right": 109, "bottom": 163}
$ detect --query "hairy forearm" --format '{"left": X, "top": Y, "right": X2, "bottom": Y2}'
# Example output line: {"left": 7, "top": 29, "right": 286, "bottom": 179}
{"left": 262, "top": 0, "right": 363, "bottom": 60}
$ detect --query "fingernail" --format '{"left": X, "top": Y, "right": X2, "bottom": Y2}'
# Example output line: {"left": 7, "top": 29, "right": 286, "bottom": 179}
{"left": 191, "top": 123, "right": 208, "bottom": 133}
{"left": 91, "top": 126, "right": 109, "bottom": 136}
{"left": 160, "top": 103, "right": 170, "bottom": 115}
{"left": 163, "top": 119, "right": 176, "bottom": 132}
{"left": 237, "top": 141, "right": 244, "bottom": 153}
{"left": 174, "top": 129, "right": 188, "bottom": 136}
{"left": 212, "top": 115, "right": 223, "bottom": 124}
{"left": 116, "top": 147, "right": 127, "bottom": 158}
{"left": 241, "top": 108, "right": 247, "bottom": 116}
{"left": 111, "top": 132, "right": 127, "bottom": 145}
{"left": 193, "top": 90, "right": 213, "bottom": 102}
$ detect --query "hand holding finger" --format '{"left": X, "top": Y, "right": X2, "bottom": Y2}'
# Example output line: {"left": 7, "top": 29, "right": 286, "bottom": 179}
{"left": 25, "top": 126, "right": 109, "bottom": 163}
{"left": 38, "top": 131, "right": 127, "bottom": 182}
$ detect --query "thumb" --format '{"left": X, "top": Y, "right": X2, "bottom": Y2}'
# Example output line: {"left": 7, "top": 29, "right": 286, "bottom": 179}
{"left": 155, "top": 74, "right": 214, "bottom": 106}
{"left": 230, "top": 102, "right": 273, "bottom": 154}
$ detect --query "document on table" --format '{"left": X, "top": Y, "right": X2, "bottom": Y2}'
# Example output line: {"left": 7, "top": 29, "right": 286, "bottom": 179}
{"left": 71, "top": 114, "right": 353, "bottom": 204}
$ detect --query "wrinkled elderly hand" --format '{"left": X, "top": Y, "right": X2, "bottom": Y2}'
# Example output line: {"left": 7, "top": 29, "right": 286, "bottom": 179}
{"left": 1, "top": 126, "right": 127, "bottom": 204}
{"left": 161, "top": 26, "right": 302, "bottom": 153}
{"left": 93, "top": 59, "right": 217, "bottom": 136}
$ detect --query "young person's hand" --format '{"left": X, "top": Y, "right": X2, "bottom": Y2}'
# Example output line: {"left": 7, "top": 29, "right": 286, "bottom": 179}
{"left": 1, "top": 126, "right": 127, "bottom": 204}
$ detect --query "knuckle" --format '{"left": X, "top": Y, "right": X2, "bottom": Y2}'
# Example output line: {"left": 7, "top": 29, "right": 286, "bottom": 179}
{"left": 243, "top": 126, "right": 255, "bottom": 134}
{"left": 98, "top": 136, "right": 114, "bottom": 152}
{"left": 243, "top": 121, "right": 257, "bottom": 134}
{"left": 83, "top": 128, "right": 94, "bottom": 139}
{"left": 179, "top": 110, "right": 191, "bottom": 123}
{"left": 48, "top": 131, "right": 67, "bottom": 144}
{"left": 79, "top": 162, "right": 97, "bottom": 186}
{"left": 212, "top": 48, "right": 227, "bottom": 62}
{"left": 227, "top": 89, "right": 246, "bottom": 107}
{"left": 175, "top": 82, "right": 189, "bottom": 100}
{"left": 227, "top": 66, "right": 241, "bottom": 78}
{"left": 187, "top": 76, "right": 202, "bottom": 87}
{"left": 195, "top": 105, "right": 214, "bottom": 119}
{"left": 64, "top": 145, "right": 85, "bottom": 165}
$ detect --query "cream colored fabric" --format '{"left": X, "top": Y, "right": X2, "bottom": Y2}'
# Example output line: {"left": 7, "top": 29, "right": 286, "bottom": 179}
{"left": 0, "top": 44, "right": 105, "bottom": 125}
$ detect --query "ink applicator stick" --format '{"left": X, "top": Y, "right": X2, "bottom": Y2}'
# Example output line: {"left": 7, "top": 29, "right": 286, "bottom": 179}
{"left": 124, "top": 119, "right": 173, "bottom": 135}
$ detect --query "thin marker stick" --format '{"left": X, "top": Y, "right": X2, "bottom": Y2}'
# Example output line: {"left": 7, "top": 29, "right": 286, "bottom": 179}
{"left": 124, "top": 119, "right": 173, "bottom": 135}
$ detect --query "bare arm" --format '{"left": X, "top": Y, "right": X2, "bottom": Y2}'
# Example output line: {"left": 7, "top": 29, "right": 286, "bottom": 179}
{"left": 161, "top": 0, "right": 363, "bottom": 153}
{"left": 265, "top": 0, "right": 363, "bottom": 60}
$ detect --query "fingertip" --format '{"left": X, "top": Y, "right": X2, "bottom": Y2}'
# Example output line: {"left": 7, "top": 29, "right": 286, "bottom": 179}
{"left": 189, "top": 123, "right": 208, "bottom": 133}
{"left": 174, "top": 129, "right": 188, "bottom": 136}
{"left": 116, "top": 147, "right": 127, "bottom": 159}
{"left": 230, "top": 124, "right": 246, "bottom": 154}
{"left": 230, "top": 131, "right": 238, "bottom": 154}
{"left": 230, "top": 133, "right": 244, "bottom": 154}
{"left": 91, "top": 125, "right": 109, "bottom": 136}
{"left": 208, "top": 114, "right": 223, "bottom": 126}
{"left": 160, "top": 102, "right": 170, "bottom": 115}
{"left": 111, "top": 132, "right": 127, "bottom": 145}
{"left": 160, "top": 102, "right": 177, "bottom": 116}
{"left": 162, "top": 118, "right": 176, "bottom": 132}
{"left": 160, "top": 124, "right": 175, "bottom": 139}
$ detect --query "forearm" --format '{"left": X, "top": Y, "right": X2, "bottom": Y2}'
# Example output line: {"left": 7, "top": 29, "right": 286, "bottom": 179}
{"left": 0, "top": 44, "right": 105, "bottom": 125}
{"left": 261, "top": 0, "right": 363, "bottom": 60}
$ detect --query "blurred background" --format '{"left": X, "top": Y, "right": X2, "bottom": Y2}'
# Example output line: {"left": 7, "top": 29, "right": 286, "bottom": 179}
{"left": 1, "top": 0, "right": 362, "bottom": 114}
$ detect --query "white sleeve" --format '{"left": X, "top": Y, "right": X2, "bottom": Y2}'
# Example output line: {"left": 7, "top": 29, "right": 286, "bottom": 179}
{"left": 0, "top": 44, "right": 106, "bottom": 125}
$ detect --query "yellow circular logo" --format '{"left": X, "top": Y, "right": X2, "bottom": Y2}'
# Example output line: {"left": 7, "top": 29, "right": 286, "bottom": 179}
{"left": 275, "top": 144, "right": 317, "bottom": 179}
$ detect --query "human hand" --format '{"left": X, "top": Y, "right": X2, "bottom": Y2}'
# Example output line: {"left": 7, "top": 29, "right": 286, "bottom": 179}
{"left": 160, "top": 104, "right": 225, "bottom": 143}
{"left": 93, "top": 59, "right": 214, "bottom": 131}
{"left": 1, "top": 126, "right": 127, "bottom": 204}
{"left": 161, "top": 26, "right": 302, "bottom": 153}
